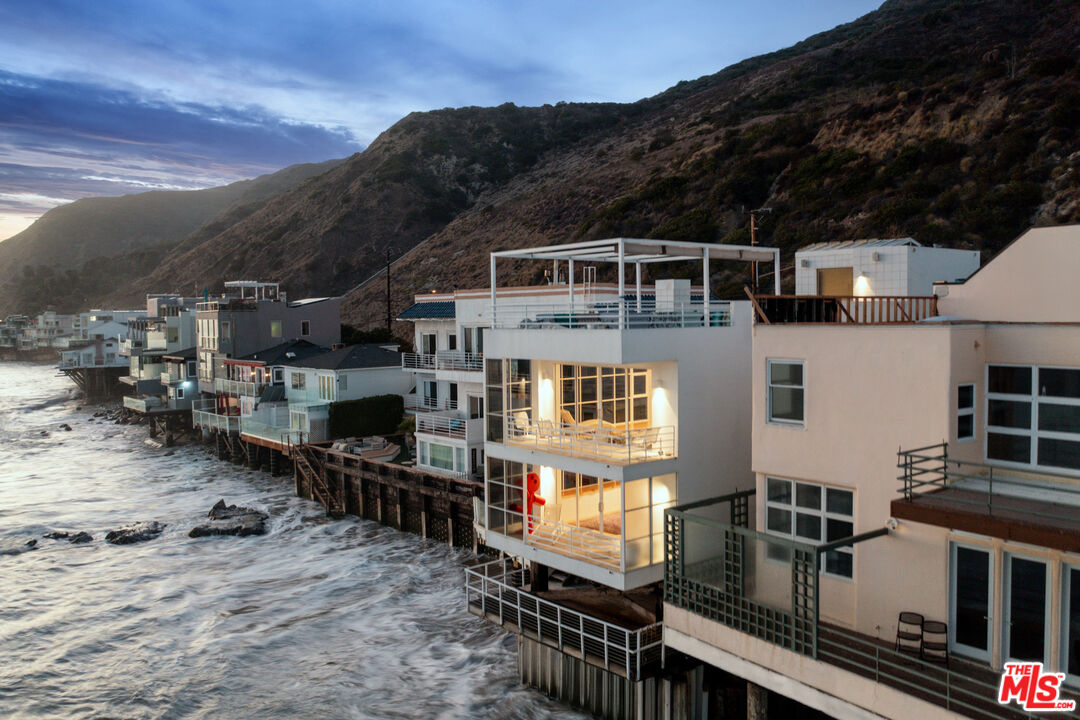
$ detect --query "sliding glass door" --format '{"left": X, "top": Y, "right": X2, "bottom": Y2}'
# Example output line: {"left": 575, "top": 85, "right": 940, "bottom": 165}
{"left": 1004, "top": 553, "right": 1050, "bottom": 662}
{"left": 949, "top": 543, "right": 993, "bottom": 662}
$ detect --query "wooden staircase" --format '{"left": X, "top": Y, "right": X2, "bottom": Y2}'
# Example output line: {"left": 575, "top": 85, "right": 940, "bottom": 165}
{"left": 292, "top": 441, "right": 344, "bottom": 517}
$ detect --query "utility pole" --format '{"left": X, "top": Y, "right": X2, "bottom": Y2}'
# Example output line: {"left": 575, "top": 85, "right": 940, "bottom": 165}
{"left": 385, "top": 248, "right": 392, "bottom": 331}
{"left": 749, "top": 207, "right": 772, "bottom": 293}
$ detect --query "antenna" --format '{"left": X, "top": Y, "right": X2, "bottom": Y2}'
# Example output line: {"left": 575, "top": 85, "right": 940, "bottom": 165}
{"left": 749, "top": 207, "right": 773, "bottom": 293}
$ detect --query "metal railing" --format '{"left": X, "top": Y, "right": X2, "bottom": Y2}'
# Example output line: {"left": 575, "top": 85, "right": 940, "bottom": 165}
{"left": 401, "top": 352, "right": 437, "bottom": 370}
{"left": 464, "top": 559, "right": 662, "bottom": 681}
{"left": 504, "top": 419, "right": 675, "bottom": 464}
{"left": 490, "top": 301, "right": 733, "bottom": 330}
{"left": 526, "top": 516, "right": 622, "bottom": 571}
{"left": 750, "top": 293, "right": 938, "bottom": 325}
{"left": 436, "top": 351, "right": 483, "bottom": 371}
{"left": 415, "top": 411, "right": 469, "bottom": 439}
{"left": 898, "top": 442, "right": 1080, "bottom": 524}
{"left": 404, "top": 395, "right": 458, "bottom": 412}
{"left": 214, "top": 378, "right": 266, "bottom": 397}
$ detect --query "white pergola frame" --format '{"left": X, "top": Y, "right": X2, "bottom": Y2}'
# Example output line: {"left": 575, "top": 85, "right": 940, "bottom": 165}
{"left": 489, "top": 237, "right": 781, "bottom": 328}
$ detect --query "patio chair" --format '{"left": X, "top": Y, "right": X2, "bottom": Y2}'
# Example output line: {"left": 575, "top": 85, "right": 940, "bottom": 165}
{"left": 894, "top": 612, "right": 923, "bottom": 656}
{"left": 921, "top": 621, "right": 949, "bottom": 666}
{"left": 513, "top": 411, "right": 533, "bottom": 438}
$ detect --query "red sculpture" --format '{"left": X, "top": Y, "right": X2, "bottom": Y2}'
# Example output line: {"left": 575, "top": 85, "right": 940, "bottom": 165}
{"left": 526, "top": 471, "right": 546, "bottom": 533}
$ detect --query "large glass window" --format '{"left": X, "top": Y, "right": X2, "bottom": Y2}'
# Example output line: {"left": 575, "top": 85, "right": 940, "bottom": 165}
{"left": 486, "top": 359, "right": 503, "bottom": 443}
{"left": 767, "top": 360, "right": 804, "bottom": 425}
{"left": 764, "top": 477, "right": 853, "bottom": 578}
{"left": 559, "top": 364, "right": 649, "bottom": 430}
{"left": 987, "top": 364, "right": 1080, "bottom": 472}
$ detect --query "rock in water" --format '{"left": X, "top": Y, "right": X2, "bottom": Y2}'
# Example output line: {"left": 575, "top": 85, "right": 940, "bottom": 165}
{"left": 190, "top": 500, "right": 268, "bottom": 538}
{"left": 105, "top": 521, "right": 166, "bottom": 545}
{"left": 69, "top": 532, "right": 93, "bottom": 544}
{"left": 1, "top": 539, "right": 38, "bottom": 556}
{"left": 43, "top": 531, "right": 70, "bottom": 539}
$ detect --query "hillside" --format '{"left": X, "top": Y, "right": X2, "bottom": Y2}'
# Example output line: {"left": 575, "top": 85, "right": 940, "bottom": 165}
{"left": 8, "top": 0, "right": 1079, "bottom": 324}
{"left": 0, "top": 158, "right": 344, "bottom": 313}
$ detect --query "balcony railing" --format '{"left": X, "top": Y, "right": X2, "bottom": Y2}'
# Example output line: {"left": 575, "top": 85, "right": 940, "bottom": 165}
{"left": 436, "top": 351, "right": 483, "bottom": 372}
{"left": 415, "top": 411, "right": 470, "bottom": 440}
{"left": 404, "top": 395, "right": 458, "bottom": 412}
{"left": 123, "top": 396, "right": 157, "bottom": 413}
{"left": 239, "top": 418, "right": 305, "bottom": 446}
{"left": 214, "top": 378, "right": 266, "bottom": 397}
{"left": 191, "top": 399, "right": 240, "bottom": 433}
{"left": 401, "top": 352, "right": 437, "bottom": 370}
{"left": 898, "top": 442, "right": 1080, "bottom": 525}
{"left": 505, "top": 418, "right": 675, "bottom": 465}
{"left": 749, "top": 293, "right": 938, "bottom": 325}
{"left": 526, "top": 515, "right": 622, "bottom": 571}
{"left": 491, "top": 300, "right": 732, "bottom": 330}
{"left": 465, "top": 559, "right": 662, "bottom": 681}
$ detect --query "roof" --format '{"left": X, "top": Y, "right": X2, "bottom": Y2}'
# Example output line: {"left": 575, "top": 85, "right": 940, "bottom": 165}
{"left": 290, "top": 343, "right": 402, "bottom": 371}
{"left": 398, "top": 301, "right": 456, "bottom": 320}
{"left": 287, "top": 297, "right": 334, "bottom": 307}
{"left": 227, "top": 339, "right": 328, "bottom": 366}
{"left": 491, "top": 237, "right": 778, "bottom": 263}
{"left": 799, "top": 238, "right": 920, "bottom": 252}
{"left": 161, "top": 346, "right": 197, "bottom": 360}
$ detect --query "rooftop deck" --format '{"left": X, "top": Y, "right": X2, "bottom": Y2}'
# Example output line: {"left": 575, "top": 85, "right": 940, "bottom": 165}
{"left": 749, "top": 292, "right": 938, "bottom": 325}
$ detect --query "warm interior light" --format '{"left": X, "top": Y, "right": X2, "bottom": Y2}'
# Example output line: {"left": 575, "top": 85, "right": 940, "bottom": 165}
{"left": 539, "top": 466, "right": 556, "bottom": 505}
{"left": 853, "top": 274, "right": 872, "bottom": 297}
{"left": 540, "top": 377, "right": 554, "bottom": 418}
{"left": 652, "top": 482, "right": 671, "bottom": 505}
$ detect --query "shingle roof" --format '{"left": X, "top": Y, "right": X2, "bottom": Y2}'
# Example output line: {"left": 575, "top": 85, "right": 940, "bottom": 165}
{"left": 398, "top": 301, "right": 455, "bottom": 320}
{"left": 799, "top": 238, "right": 919, "bottom": 252}
{"left": 230, "top": 339, "right": 328, "bottom": 366}
{"left": 292, "top": 343, "right": 402, "bottom": 371}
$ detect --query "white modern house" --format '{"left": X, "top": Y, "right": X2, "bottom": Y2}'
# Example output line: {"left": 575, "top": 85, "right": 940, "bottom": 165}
{"left": 663, "top": 227, "right": 1080, "bottom": 719}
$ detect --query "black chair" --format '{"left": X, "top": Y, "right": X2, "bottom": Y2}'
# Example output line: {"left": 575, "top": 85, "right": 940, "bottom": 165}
{"left": 895, "top": 612, "right": 924, "bottom": 655}
{"left": 922, "top": 621, "right": 949, "bottom": 666}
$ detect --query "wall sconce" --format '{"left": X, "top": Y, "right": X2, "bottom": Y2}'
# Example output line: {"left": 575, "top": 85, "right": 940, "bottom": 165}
{"left": 799, "top": 259, "right": 810, "bottom": 268}
{"left": 872, "top": 252, "right": 882, "bottom": 262}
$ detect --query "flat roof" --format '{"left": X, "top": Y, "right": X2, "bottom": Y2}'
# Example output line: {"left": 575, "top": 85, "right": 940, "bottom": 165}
{"left": 491, "top": 237, "right": 778, "bottom": 264}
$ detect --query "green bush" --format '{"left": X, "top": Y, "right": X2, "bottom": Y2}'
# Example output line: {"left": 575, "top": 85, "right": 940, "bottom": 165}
{"left": 328, "top": 394, "right": 404, "bottom": 439}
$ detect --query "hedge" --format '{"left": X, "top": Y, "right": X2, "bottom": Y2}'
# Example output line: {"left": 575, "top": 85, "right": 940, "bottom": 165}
{"left": 328, "top": 394, "right": 404, "bottom": 439}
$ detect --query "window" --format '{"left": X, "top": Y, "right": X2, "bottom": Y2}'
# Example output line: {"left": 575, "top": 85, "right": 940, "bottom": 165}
{"left": 469, "top": 395, "right": 484, "bottom": 420}
{"left": 767, "top": 360, "right": 804, "bottom": 425}
{"left": 765, "top": 477, "right": 853, "bottom": 578}
{"left": 987, "top": 364, "right": 1080, "bottom": 472}
{"left": 273, "top": 367, "right": 283, "bottom": 383}
{"left": 291, "top": 372, "right": 306, "bottom": 390}
{"left": 423, "top": 380, "right": 437, "bottom": 408}
{"left": 421, "top": 333, "right": 436, "bottom": 355}
{"left": 220, "top": 321, "right": 230, "bottom": 339}
{"left": 187, "top": 360, "right": 196, "bottom": 378}
{"left": 339, "top": 375, "right": 347, "bottom": 392}
{"left": 559, "top": 364, "right": 649, "bottom": 428}
{"left": 447, "top": 334, "right": 457, "bottom": 351}
{"left": 318, "top": 375, "right": 335, "bottom": 401}
{"left": 176, "top": 387, "right": 185, "bottom": 400}
{"left": 301, "top": 320, "right": 310, "bottom": 336}
{"left": 270, "top": 320, "right": 282, "bottom": 338}
{"left": 958, "top": 383, "right": 975, "bottom": 441}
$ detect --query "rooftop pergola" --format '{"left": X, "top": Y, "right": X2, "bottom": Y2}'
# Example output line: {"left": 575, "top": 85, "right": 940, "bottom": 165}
{"left": 490, "top": 238, "right": 781, "bottom": 327}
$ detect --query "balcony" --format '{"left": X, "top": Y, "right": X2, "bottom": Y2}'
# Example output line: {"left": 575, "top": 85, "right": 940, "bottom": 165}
{"left": 465, "top": 559, "right": 662, "bottom": 681}
{"left": 895, "top": 443, "right": 1080, "bottom": 552}
{"left": 404, "top": 395, "right": 458, "bottom": 412}
{"left": 123, "top": 396, "right": 157, "bottom": 413}
{"left": 664, "top": 492, "right": 1041, "bottom": 720}
{"left": 415, "top": 411, "right": 478, "bottom": 441}
{"left": 239, "top": 418, "right": 306, "bottom": 446}
{"left": 214, "top": 377, "right": 267, "bottom": 397}
{"left": 749, "top": 293, "right": 937, "bottom": 325}
{"left": 505, "top": 417, "right": 675, "bottom": 465}
{"left": 436, "top": 350, "right": 483, "bottom": 372}
{"left": 192, "top": 399, "right": 240, "bottom": 433}
{"left": 491, "top": 299, "right": 732, "bottom": 331}
{"left": 401, "top": 352, "right": 436, "bottom": 371}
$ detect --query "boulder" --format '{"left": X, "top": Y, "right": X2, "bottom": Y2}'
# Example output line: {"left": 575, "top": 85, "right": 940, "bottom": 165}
{"left": 189, "top": 500, "right": 268, "bottom": 538}
{"left": 69, "top": 532, "right": 93, "bottom": 544}
{"left": 43, "top": 531, "right": 70, "bottom": 539}
{"left": 59, "top": 424, "right": 72, "bottom": 431}
{"left": 105, "top": 521, "right": 166, "bottom": 545}
{"left": 1, "top": 539, "right": 37, "bottom": 556}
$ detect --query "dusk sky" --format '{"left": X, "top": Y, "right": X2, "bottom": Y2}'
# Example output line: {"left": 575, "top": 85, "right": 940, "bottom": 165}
{"left": 0, "top": 0, "right": 883, "bottom": 240}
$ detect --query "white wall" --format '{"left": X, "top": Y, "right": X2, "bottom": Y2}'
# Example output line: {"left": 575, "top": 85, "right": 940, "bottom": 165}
{"left": 796, "top": 244, "right": 979, "bottom": 296}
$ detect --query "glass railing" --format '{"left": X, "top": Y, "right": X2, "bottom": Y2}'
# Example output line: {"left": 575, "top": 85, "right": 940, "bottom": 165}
{"left": 503, "top": 418, "right": 675, "bottom": 464}
{"left": 491, "top": 300, "right": 732, "bottom": 330}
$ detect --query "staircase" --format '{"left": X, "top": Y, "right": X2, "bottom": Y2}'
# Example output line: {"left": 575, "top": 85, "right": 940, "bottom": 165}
{"left": 292, "top": 441, "right": 344, "bottom": 517}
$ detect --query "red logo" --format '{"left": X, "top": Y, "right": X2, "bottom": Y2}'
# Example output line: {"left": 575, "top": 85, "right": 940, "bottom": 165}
{"left": 998, "top": 662, "right": 1077, "bottom": 712}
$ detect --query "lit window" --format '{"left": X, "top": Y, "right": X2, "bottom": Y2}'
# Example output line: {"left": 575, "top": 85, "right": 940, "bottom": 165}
{"left": 271, "top": 321, "right": 282, "bottom": 338}
{"left": 958, "top": 383, "right": 975, "bottom": 441}
{"left": 767, "top": 359, "right": 804, "bottom": 425}
{"left": 765, "top": 477, "right": 853, "bottom": 579}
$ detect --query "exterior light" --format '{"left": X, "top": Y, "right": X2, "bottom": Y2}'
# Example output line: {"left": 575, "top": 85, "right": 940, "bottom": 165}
{"left": 853, "top": 274, "right": 872, "bottom": 297}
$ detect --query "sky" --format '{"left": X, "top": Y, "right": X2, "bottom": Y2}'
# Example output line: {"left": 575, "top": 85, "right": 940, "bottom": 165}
{"left": 0, "top": 0, "right": 884, "bottom": 241}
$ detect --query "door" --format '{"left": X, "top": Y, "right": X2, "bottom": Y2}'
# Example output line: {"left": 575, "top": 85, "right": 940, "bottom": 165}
{"left": 950, "top": 543, "right": 993, "bottom": 662}
{"left": 1004, "top": 554, "right": 1049, "bottom": 662}
{"left": 817, "top": 267, "right": 854, "bottom": 296}
{"left": 448, "top": 382, "right": 458, "bottom": 409}
{"left": 423, "top": 380, "right": 437, "bottom": 409}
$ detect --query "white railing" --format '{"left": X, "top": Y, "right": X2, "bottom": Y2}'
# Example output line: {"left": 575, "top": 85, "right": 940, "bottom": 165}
{"left": 464, "top": 559, "right": 663, "bottom": 681}
{"left": 239, "top": 418, "right": 304, "bottom": 445}
{"left": 527, "top": 515, "right": 623, "bottom": 571}
{"left": 401, "top": 352, "right": 437, "bottom": 370}
{"left": 491, "top": 300, "right": 732, "bottom": 330}
{"left": 404, "top": 395, "right": 458, "bottom": 412}
{"left": 436, "top": 351, "right": 483, "bottom": 372}
{"left": 505, "top": 418, "right": 675, "bottom": 464}
{"left": 415, "top": 411, "right": 469, "bottom": 439}
{"left": 214, "top": 378, "right": 265, "bottom": 397}
{"left": 191, "top": 399, "right": 240, "bottom": 432}
{"left": 160, "top": 371, "right": 176, "bottom": 385}
{"left": 123, "top": 396, "right": 152, "bottom": 413}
